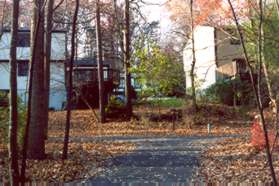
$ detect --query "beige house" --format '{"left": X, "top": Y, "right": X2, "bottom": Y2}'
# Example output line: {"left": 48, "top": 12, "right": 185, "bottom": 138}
{"left": 183, "top": 25, "right": 244, "bottom": 90}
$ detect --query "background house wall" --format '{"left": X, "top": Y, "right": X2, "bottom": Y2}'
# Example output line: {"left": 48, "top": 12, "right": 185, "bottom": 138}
{"left": 215, "top": 29, "right": 243, "bottom": 79}
{"left": 183, "top": 25, "right": 216, "bottom": 90}
{"left": 183, "top": 26, "right": 244, "bottom": 92}
{"left": 0, "top": 32, "right": 66, "bottom": 60}
{"left": 0, "top": 31, "right": 66, "bottom": 110}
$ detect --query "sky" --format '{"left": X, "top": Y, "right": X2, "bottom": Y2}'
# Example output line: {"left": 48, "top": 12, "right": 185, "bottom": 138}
{"left": 141, "top": 0, "right": 173, "bottom": 36}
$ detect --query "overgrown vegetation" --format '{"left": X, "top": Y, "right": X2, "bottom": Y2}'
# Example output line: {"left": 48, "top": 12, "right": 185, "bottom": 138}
{"left": 137, "top": 97, "right": 185, "bottom": 108}
{"left": 203, "top": 78, "right": 254, "bottom": 106}
{"left": 0, "top": 93, "right": 26, "bottom": 145}
{"left": 132, "top": 43, "right": 185, "bottom": 98}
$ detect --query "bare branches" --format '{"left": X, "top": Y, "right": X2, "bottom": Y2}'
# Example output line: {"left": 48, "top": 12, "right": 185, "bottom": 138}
{"left": 227, "top": 0, "right": 278, "bottom": 184}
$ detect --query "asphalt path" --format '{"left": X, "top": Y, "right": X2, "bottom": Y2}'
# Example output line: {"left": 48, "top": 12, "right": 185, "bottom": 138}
{"left": 69, "top": 136, "right": 233, "bottom": 186}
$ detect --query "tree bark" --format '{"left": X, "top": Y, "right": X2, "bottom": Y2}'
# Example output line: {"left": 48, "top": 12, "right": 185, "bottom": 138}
{"left": 227, "top": 0, "right": 278, "bottom": 184}
{"left": 96, "top": 0, "right": 105, "bottom": 123}
{"left": 257, "top": 0, "right": 278, "bottom": 130}
{"left": 190, "top": 0, "right": 198, "bottom": 111}
{"left": 62, "top": 0, "right": 79, "bottom": 160}
{"left": 113, "top": 0, "right": 124, "bottom": 64}
{"left": 43, "top": 0, "right": 54, "bottom": 139}
{"left": 124, "top": 0, "right": 133, "bottom": 118}
{"left": 20, "top": 1, "right": 44, "bottom": 181}
{"left": 27, "top": 0, "right": 46, "bottom": 159}
{"left": 8, "top": 0, "right": 20, "bottom": 184}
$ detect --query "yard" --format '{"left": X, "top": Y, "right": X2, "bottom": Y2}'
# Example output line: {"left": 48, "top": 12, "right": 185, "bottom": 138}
{"left": 0, "top": 102, "right": 263, "bottom": 183}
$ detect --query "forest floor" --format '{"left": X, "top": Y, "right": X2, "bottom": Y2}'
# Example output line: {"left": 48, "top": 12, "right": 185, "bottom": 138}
{"left": 48, "top": 104, "right": 252, "bottom": 138}
{"left": 195, "top": 137, "right": 279, "bottom": 183}
{"left": 1, "top": 103, "right": 276, "bottom": 183}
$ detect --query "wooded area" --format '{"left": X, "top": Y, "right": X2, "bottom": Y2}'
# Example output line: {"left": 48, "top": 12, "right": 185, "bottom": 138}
{"left": 1, "top": 0, "right": 279, "bottom": 185}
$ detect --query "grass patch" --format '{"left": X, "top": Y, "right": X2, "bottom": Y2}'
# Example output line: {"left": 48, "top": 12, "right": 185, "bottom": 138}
{"left": 137, "top": 97, "right": 185, "bottom": 108}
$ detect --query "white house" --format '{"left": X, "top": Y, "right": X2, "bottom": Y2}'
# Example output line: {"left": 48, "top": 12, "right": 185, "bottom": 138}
{"left": 183, "top": 25, "right": 244, "bottom": 90}
{"left": 0, "top": 30, "right": 67, "bottom": 110}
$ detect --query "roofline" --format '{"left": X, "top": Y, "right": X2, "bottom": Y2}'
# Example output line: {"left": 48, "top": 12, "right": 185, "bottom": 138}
{"left": 0, "top": 59, "right": 65, "bottom": 63}
{"left": 2, "top": 29, "right": 67, "bottom": 33}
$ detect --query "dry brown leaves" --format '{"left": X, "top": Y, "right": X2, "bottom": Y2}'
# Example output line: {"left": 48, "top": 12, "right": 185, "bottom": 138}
{"left": 47, "top": 106, "right": 250, "bottom": 138}
{"left": 0, "top": 105, "right": 253, "bottom": 182}
{"left": 196, "top": 137, "right": 279, "bottom": 182}
{"left": 0, "top": 141, "right": 135, "bottom": 182}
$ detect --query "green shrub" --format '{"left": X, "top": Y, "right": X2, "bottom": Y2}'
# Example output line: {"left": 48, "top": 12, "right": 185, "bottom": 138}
{"left": 203, "top": 78, "right": 254, "bottom": 106}
{"left": 0, "top": 94, "right": 26, "bottom": 145}
{"left": 105, "top": 95, "right": 125, "bottom": 113}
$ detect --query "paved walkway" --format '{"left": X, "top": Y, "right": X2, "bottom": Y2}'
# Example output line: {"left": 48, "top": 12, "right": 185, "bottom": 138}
{"left": 71, "top": 136, "right": 234, "bottom": 186}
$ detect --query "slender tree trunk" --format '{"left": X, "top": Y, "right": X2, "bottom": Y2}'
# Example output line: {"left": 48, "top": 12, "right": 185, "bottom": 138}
{"left": 257, "top": 0, "right": 264, "bottom": 108}
{"left": 8, "top": 0, "right": 20, "bottom": 185}
{"left": 21, "top": 0, "right": 44, "bottom": 182}
{"left": 124, "top": 0, "right": 132, "bottom": 118}
{"left": 190, "top": 0, "right": 198, "bottom": 111}
{"left": 27, "top": 0, "right": 46, "bottom": 159}
{"left": 113, "top": 0, "right": 124, "bottom": 64}
{"left": 62, "top": 0, "right": 79, "bottom": 160}
{"left": 257, "top": 0, "right": 278, "bottom": 131}
{"left": 42, "top": 0, "right": 54, "bottom": 140}
{"left": 96, "top": 0, "right": 105, "bottom": 123}
{"left": 227, "top": 0, "right": 278, "bottom": 184}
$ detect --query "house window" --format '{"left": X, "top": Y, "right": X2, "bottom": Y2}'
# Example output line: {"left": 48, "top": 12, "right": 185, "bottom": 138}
{"left": 17, "top": 32, "right": 30, "bottom": 47}
{"left": 18, "top": 61, "right": 29, "bottom": 76}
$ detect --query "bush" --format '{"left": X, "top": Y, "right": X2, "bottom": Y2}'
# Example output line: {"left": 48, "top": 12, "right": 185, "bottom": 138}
{"left": 203, "top": 78, "right": 254, "bottom": 106}
{"left": 251, "top": 119, "right": 276, "bottom": 150}
{"left": 105, "top": 95, "right": 126, "bottom": 118}
{"left": 0, "top": 95, "right": 26, "bottom": 145}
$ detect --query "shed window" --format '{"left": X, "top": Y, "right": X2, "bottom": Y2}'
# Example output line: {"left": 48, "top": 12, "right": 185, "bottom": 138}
{"left": 17, "top": 32, "right": 30, "bottom": 47}
{"left": 18, "top": 61, "right": 29, "bottom": 76}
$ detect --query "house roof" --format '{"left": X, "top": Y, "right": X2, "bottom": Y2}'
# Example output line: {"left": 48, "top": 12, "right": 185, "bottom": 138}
{"left": 2, "top": 29, "right": 67, "bottom": 33}
{"left": 73, "top": 58, "right": 112, "bottom": 66}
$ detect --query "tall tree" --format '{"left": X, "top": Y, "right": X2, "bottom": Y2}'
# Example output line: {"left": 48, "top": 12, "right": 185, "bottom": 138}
{"left": 227, "top": 0, "right": 278, "bottom": 184}
{"left": 63, "top": 0, "right": 79, "bottom": 160}
{"left": 189, "top": 0, "right": 198, "bottom": 111}
{"left": 8, "top": 0, "right": 20, "bottom": 184}
{"left": 20, "top": 0, "right": 44, "bottom": 181}
{"left": 96, "top": 0, "right": 105, "bottom": 123}
{"left": 27, "top": 0, "right": 46, "bottom": 159}
{"left": 124, "top": 0, "right": 132, "bottom": 118}
{"left": 43, "top": 0, "right": 54, "bottom": 139}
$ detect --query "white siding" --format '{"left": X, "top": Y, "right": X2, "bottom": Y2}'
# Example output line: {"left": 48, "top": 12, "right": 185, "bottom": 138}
{"left": 0, "top": 31, "right": 66, "bottom": 110}
{"left": 0, "top": 62, "right": 66, "bottom": 110}
{"left": 183, "top": 26, "right": 216, "bottom": 90}
{"left": 0, "top": 32, "right": 66, "bottom": 61}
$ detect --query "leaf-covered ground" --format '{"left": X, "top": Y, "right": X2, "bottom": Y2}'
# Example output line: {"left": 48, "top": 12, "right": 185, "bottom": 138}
{"left": 0, "top": 104, "right": 255, "bottom": 183}
{"left": 0, "top": 141, "right": 135, "bottom": 182}
{"left": 48, "top": 104, "right": 251, "bottom": 138}
{"left": 195, "top": 137, "right": 279, "bottom": 182}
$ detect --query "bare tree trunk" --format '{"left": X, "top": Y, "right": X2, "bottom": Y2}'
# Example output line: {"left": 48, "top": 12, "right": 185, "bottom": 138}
{"left": 190, "top": 0, "right": 198, "bottom": 111}
{"left": 257, "top": 0, "right": 264, "bottom": 108}
{"left": 257, "top": 0, "right": 278, "bottom": 130}
{"left": 21, "top": 0, "right": 44, "bottom": 181}
{"left": 0, "top": 0, "right": 7, "bottom": 40}
{"left": 42, "top": 0, "right": 54, "bottom": 140}
{"left": 62, "top": 0, "right": 79, "bottom": 160}
{"left": 8, "top": 0, "right": 20, "bottom": 185}
{"left": 27, "top": 0, "right": 46, "bottom": 159}
{"left": 113, "top": 0, "right": 124, "bottom": 64}
{"left": 124, "top": 0, "right": 133, "bottom": 118}
{"left": 227, "top": 0, "right": 278, "bottom": 184}
{"left": 96, "top": 0, "right": 105, "bottom": 123}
